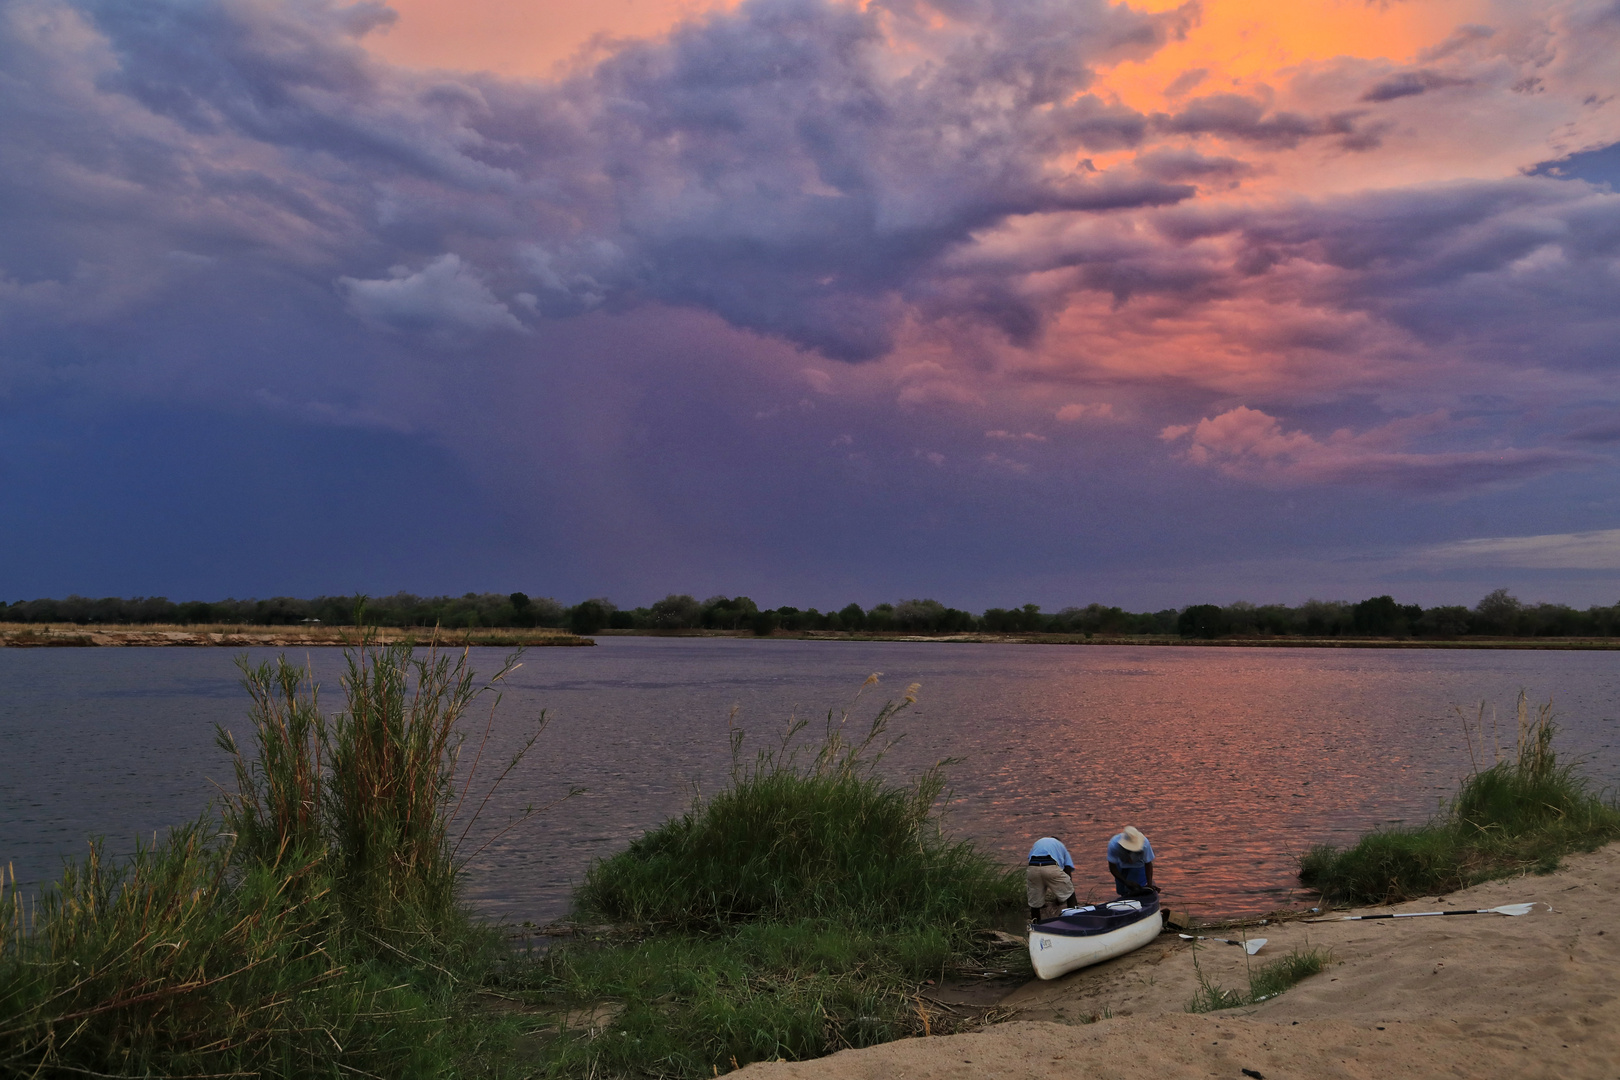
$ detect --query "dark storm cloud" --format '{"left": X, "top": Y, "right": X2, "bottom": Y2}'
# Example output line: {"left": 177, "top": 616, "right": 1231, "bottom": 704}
{"left": 1136, "top": 175, "right": 1620, "bottom": 379}
{"left": 1250, "top": 180, "right": 1620, "bottom": 360}
{"left": 1359, "top": 68, "right": 1471, "bottom": 102}
{"left": 0, "top": 0, "right": 1206, "bottom": 364}
{"left": 558, "top": 0, "right": 1199, "bottom": 357}
{"left": 1153, "top": 93, "right": 1381, "bottom": 151}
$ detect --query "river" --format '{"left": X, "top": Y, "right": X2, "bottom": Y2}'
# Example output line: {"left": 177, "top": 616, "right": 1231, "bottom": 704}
{"left": 3, "top": 638, "right": 1617, "bottom": 920}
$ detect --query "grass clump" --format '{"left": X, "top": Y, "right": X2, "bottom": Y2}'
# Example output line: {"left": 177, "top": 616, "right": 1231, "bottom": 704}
{"left": 0, "top": 627, "right": 550, "bottom": 1078}
{"left": 1300, "top": 693, "right": 1620, "bottom": 905}
{"left": 577, "top": 678, "right": 1012, "bottom": 931}
{"left": 1186, "top": 944, "right": 1332, "bottom": 1013}
{"left": 527, "top": 678, "right": 1023, "bottom": 1077}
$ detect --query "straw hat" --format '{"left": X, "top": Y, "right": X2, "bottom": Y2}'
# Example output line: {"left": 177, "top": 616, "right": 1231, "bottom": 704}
{"left": 1118, "top": 825, "right": 1146, "bottom": 851}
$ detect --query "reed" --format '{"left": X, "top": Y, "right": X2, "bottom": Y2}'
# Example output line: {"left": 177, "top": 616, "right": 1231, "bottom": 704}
{"left": 0, "top": 630, "right": 550, "bottom": 1077}
{"left": 1300, "top": 693, "right": 1620, "bottom": 904}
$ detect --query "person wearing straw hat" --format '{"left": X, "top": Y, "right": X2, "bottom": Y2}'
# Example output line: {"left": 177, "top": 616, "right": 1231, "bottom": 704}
{"left": 1025, "top": 835, "right": 1077, "bottom": 921}
{"left": 1107, "top": 826, "right": 1157, "bottom": 898}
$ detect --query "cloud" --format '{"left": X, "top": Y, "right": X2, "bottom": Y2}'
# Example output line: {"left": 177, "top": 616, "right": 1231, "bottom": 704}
{"left": 1153, "top": 93, "right": 1380, "bottom": 151}
{"left": 1131, "top": 148, "right": 1254, "bottom": 185}
{"left": 986, "top": 429, "right": 1046, "bottom": 442}
{"left": 801, "top": 367, "right": 834, "bottom": 394}
{"left": 1056, "top": 402, "right": 1116, "bottom": 422}
{"left": 338, "top": 254, "right": 525, "bottom": 342}
{"left": 1416, "top": 24, "right": 1496, "bottom": 63}
{"left": 983, "top": 451, "right": 1030, "bottom": 474}
{"left": 1417, "top": 528, "right": 1620, "bottom": 570}
{"left": 1163, "top": 67, "right": 1209, "bottom": 99}
{"left": 1162, "top": 406, "right": 1596, "bottom": 491}
{"left": 1359, "top": 68, "right": 1471, "bottom": 103}
{"left": 2, "top": 0, "right": 1215, "bottom": 364}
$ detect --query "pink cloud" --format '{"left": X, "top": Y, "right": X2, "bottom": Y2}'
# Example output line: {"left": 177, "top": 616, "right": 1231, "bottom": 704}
{"left": 1162, "top": 406, "right": 1595, "bottom": 491}
{"left": 1056, "top": 402, "right": 1116, "bottom": 421}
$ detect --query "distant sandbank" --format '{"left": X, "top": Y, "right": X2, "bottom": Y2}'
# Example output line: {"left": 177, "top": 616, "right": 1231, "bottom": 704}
{"left": 0, "top": 623, "right": 593, "bottom": 648}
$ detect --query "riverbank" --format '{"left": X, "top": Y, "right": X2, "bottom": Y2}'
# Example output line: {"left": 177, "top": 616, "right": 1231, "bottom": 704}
{"left": 742, "top": 839, "right": 1620, "bottom": 1079}
{"left": 0, "top": 622, "right": 593, "bottom": 647}
{"left": 599, "top": 628, "right": 1620, "bottom": 649}
{"left": 10, "top": 622, "right": 1620, "bottom": 649}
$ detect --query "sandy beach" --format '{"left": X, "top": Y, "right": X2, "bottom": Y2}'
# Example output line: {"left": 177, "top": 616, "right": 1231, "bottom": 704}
{"left": 744, "top": 842, "right": 1620, "bottom": 1080}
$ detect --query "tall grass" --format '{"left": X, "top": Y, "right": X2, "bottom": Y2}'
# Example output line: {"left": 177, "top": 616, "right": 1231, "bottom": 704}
{"left": 576, "top": 677, "right": 1014, "bottom": 931}
{"left": 0, "top": 630, "right": 550, "bottom": 1077}
{"left": 0, "top": 824, "right": 453, "bottom": 1076}
{"left": 1300, "top": 693, "right": 1620, "bottom": 904}
{"left": 531, "top": 679, "right": 1023, "bottom": 1077}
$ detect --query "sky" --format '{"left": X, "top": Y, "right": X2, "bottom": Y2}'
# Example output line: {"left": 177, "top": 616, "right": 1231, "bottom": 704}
{"left": 2, "top": 0, "right": 1619, "bottom": 612}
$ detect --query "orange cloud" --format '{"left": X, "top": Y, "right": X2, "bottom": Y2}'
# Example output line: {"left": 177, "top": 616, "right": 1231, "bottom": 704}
{"left": 1100, "top": 0, "right": 1491, "bottom": 112}
{"left": 369, "top": 0, "right": 738, "bottom": 76}
{"left": 368, "top": 0, "right": 1484, "bottom": 88}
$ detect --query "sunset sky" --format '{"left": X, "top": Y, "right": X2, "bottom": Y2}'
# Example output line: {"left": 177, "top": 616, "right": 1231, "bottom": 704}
{"left": 3, "top": 0, "right": 1619, "bottom": 610}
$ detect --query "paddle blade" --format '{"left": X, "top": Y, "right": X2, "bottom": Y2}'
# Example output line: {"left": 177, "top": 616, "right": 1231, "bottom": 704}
{"left": 1245, "top": 938, "right": 1268, "bottom": 955}
{"left": 1493, "top": 903, "right": 1535, "bottom": 917}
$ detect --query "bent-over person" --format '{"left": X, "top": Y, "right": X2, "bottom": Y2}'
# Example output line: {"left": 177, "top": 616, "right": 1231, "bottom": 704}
{"left": 1026, "top": 836, "right": 1077, "bottom": 921}
{"left": 1107, "top": 825, "right": 1156, "bottom": 898}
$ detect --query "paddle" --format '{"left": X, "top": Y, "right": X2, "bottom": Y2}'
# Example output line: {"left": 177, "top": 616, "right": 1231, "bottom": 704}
{"left": 1306, "top": 902, "right": 1537, "bottom": 922}
{"left": 1179, "top": 934, "right": 1267, "bottom": 955}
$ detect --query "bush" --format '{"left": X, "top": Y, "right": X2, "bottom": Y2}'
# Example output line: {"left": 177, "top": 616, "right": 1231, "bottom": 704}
{"left": 1300, "top": 694, "right": 1620, "bottom": 904}
{"left": 575, "top": 681, "right": 1015, "bottom": 930}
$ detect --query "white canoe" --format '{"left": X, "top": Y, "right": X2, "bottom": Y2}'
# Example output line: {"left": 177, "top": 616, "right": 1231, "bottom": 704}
{"left": 1028, "top": 896, "right": 1164, "bottom": 980}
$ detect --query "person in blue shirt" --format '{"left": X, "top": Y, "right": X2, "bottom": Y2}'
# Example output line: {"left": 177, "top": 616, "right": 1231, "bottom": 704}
{"left": 1026, "top": 836, "right": 1077, "bottom": 921}
{"left": 1107, "top": 826, "right": 1157, "bottom": 898}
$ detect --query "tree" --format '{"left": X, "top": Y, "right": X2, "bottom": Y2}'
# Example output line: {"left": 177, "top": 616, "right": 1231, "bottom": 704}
{"left": 893, "top": 598, "right": 948, "bottom": 633}
{"left": 1352, "top": 595, "right": 1399, "bottom": 636}
{"left": 1473, "top": 589, "right": 1523, "bottom": 635}
{"left": 837, "top": 603, "right": 865, "bottom": 631}
{"left": 569, "top": 600, "right": 610, "bottom": 635}
{"left": 1417, "top": 605, "right": 1472, "bottom": 637}
{"left": 649, "top": 594, "right": 702, "bottom": 629}
{"left": 1178, "top": 604, "right": 1226, "bottom": 639}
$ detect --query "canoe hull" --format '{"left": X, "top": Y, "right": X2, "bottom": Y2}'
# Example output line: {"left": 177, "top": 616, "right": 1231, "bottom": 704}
{"left": 1028, "top": 899, "right": 1163, "bottom": 980}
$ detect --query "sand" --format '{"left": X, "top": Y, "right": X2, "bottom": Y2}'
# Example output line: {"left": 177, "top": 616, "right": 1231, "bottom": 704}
{"left": 744, "top": 842, "right": 1620, "bottom": 1079}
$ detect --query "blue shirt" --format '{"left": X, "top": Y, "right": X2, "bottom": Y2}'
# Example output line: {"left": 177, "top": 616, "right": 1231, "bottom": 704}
{"left": 1107, "top": 834, "right": 1155, "bottom": 885}
{"left": 1028, "top": 837, "right": 1074, "bottom": 869}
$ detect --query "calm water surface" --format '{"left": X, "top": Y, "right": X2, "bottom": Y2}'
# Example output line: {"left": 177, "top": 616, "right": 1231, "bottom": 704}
{"left": 3, "top": 639, "right": 1618, "bottom": 920}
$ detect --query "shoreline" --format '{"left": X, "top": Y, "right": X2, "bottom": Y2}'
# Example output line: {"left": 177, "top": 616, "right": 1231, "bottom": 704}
{"left": 0, "top": 623, "right": 594, "bottom": 648}
{"left": 744, "top": 840, "right": 1620, "bottom": 1078}
{"left": 7, "top": 622, "right": 1619, "bottom": 650}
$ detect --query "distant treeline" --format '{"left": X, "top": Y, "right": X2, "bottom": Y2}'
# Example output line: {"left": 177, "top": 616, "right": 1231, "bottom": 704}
{"left": 4, "top": 588, "right": 1620, "bottom": 640}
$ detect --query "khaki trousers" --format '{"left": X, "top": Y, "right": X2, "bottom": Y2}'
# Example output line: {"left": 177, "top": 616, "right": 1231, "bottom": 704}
{"left": 1026, "top": 863, "right": 1075, "bottom": 917}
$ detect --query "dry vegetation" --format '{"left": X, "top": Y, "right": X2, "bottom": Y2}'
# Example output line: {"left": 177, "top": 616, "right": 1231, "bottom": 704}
{"left": 0, "top": 622, "right": 592, "bottom": 647}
